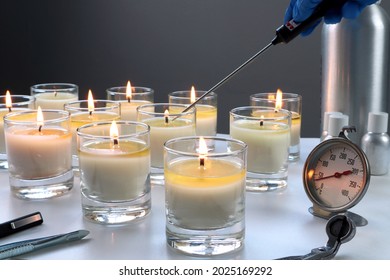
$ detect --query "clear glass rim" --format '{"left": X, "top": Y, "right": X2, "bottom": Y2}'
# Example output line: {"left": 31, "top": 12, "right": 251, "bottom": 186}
{"left": 4, "top": 109, "right": 70, "bottom": 125}
{"left": 77, "top": 120, "right": 150, "bottom": 139}
{"left": 168, "top": 90, "right": 217, "bottom": 101}
{"left": 230, "top": 106, "right": 291, "bottom": 121}
{"left": 31, "top": 83, "right": 78, "bottom": 92}
{"left": 0, "top": 95, "right": 35, "bottom": 107}
{"left": 250, "top": 92, "right": 302, "bottom": 102}
{"left": 164, "top": 136, "right": 247, "bottom": 158}
{"left": 64, "top": 100, "right": 120, "bottom": 111}
{"left": 137, "top": 103, "right": 195, "bottom": 116}
{"left": 106, "top": 86, "right": 154, "bottom": 95}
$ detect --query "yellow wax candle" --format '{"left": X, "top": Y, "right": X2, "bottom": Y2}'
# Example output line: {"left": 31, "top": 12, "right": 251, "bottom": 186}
{"left": 143, "top": 118, "right": 195, "bottom": 167}
{"left": 5, "top": 127, "right": 72, "bottom": 179}
{"left": 165, "top": 158, "right": 246, "bottom": 230}
{"left": 35, "top": 92, "right": 78, "bottom": 110}
{"left": 230, "top": 120, "right": 290, "bottom": 173}
{"left": 79, "top": 140, "right": 150, "bottom": 201}
{"left": 70, "top": 112, "right": 120, "bottom": 154}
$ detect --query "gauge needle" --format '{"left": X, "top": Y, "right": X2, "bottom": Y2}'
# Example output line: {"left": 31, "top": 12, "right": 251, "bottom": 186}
{"left": 315, "top": 170, "right": 353, "bottom": 181}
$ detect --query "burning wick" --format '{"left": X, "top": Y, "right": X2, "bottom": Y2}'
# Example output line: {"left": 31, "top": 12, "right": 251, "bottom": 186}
{"left": 88, "top": 90, "right": 94, "bottom": 116}
{"left": 37, "top": 106, "right": 44, "bottom": 133}
{"left": 164, "top": 109, "right": 169, "bottom": 125}
{"left": 110, "top": 120, "right": 119, "bottom": 146}
{"left": 54, "top": 90, "right": 58, "bottom": 97}
{"left": 260, "top": 115, "right": 264, "bottom": 127}
{"left": 275, "top": 89, "right": 283, "bottom": 113}
{"left": 5, "top": 90, "right": 12, "bottom": 112}
{"left": 198, "top": 137, "right": 208, "bottom": 168}
{"left": 126, "top": 81, "right": 132, "bottom": 103}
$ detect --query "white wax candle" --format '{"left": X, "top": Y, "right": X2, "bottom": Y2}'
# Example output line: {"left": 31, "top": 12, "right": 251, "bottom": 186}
{"left": 34, "top": 92, "right": 78, "bottom": 110}
{"left": 0, "top": 108, "right": 30, "bottom": 154}
{"left": 194, "top": 105, "right": 217, "bottom": 136}
{"left": 165, "top": 158, "right": 245, "bottom": 229}
{"left": 143, "top": 118, "right": 195, "bottom": 168}
{"left": 79, "top": 140, "right": 150, "bottom": 200}
{"left": 290, "top": 112, "right": 301, "bottom": 146}
{"left": 120, "top": 100, "right": 152, "bottom": 121}
{"left": 230, "top": 120, "right": 290, "bottom": 173}
{"left": 5, "top": 127, "right": 72, "bottom": 179}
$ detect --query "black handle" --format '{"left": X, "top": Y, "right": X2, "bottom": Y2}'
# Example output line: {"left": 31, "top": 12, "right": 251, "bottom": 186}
{"left": 272, "top": 0, "right": 349, "bottom": 45}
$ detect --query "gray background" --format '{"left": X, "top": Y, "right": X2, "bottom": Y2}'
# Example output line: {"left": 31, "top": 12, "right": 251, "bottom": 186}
{"left": 1, "top": 0, "right": 389, "bottom": 137}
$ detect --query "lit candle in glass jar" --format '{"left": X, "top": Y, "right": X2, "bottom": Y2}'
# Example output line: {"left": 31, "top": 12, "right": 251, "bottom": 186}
{"left": 164, "top": 136, "right": 247, "bottom": 256}
{"left": 4, "top": 108, "right": 73, "bottom": 199}
{"left": 168, "top": 86, "right": 217, "bottom": 136}
{"left": 77, "top": 120, "right": 151, "bottom": 224}
{"left": 106, "top": 81, "right": 154, "bottom": 121}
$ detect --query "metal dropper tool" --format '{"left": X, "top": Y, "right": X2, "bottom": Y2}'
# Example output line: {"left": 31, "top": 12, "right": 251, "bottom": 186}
{"left": 180, "top": 0, "right": 348, "bottom": 114}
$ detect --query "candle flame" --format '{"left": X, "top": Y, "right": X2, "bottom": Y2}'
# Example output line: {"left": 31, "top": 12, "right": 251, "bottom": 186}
{"left": 110, "top": 120, "right": 119, "bottom": 145}
{"left": 126, "top": 80, "right": 132, "bottom": 101}
{"left": 5, "top": 90, "right": 12, "bottom": 111}
{"left": 88, "top": 90, "right": 95, "bottom": 114}
{"left": 164, "top": 109, "right": 169, "bottom": 124}
{"left": 37, "top": 106, "right": 44, "bottom": 131}
{"left": 199, "top": 137, "right": 208, "bottom": 167}
{"left": 190, "top": 86, "right": 196, "bottom": 103}
{"left": 275, "top": 89, "right": 283, "bottom": 112}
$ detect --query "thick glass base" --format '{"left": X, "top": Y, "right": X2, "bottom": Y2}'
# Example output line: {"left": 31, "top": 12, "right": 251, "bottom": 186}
{"left": 288, "top": 144, "right": 300, "bottom": 162}
{"left": 0, "top": 159, "right": 8, "bottom": 171}
{"left": 150, "top": 167, "right": 164, "bottom": 186}
{"left": 166, "top": 221, "right": 244, "bottom": 256}
{"left": 10, "top": 169, "right": 74, "bottom": 200}
{"left": 82, "top": 191, "right": 151, "bottom": 225}
{"left": 246, "top": 170, "right": 288, "bottom": 192}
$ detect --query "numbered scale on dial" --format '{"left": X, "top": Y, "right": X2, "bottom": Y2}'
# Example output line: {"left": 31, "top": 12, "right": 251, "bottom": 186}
{"left": 303, "top": 127, "right": 371, "bottom": 226}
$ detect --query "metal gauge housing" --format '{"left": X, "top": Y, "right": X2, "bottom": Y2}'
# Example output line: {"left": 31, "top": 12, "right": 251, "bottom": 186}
{"left": 303, "top": 130, "right": 370, "bottom": 225}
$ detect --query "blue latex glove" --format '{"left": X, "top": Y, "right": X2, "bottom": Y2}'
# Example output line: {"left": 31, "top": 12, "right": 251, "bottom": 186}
{"left": 284, "top": 0, "right": 379, "bottom": 36}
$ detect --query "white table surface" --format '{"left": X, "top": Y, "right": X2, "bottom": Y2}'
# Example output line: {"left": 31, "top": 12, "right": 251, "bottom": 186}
{"left": 0, "top": 137, "right": 389, "bottom": 260}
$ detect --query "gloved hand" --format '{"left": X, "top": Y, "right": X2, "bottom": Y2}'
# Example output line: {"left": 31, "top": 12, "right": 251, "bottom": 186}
{"left": 284, "top": 0, "right": 379, "bottom": 36}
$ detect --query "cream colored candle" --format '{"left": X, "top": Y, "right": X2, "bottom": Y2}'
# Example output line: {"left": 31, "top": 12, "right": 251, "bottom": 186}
{"left": 194, "top": 105, "right": 217, "bottom": 136}
{"left": 79, "top": 140, "right": 150, "bottom": 200}
{"left": 35, "top": 92, "right": 78, "bottom": 110}
{"left": 230, "top": 120, "right": 290, "bottom": 173}
{"left": 291, "top": 111, "right": 301, "bottom": 146}
{"left": 70, "top": 112, "right": 120, "bottom": 155}
{"left": 143, "top": 118, "right": 195, "bottom": 167}
{"left": 5, "top": 127, "right": 72, "bottom": 179}
{"left": 165, "top": 158, "right": 245, "bottom": 229}
{"left": 120, "top": 100, "right": 152, "bottom": 121}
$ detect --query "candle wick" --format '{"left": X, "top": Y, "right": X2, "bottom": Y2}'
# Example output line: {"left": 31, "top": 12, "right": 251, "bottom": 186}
{"left": 8, "top": 107, "right": 11, "bottom": 113}
{"left": 54, "top": 91, "right": 58, "bottom": 97}
{"left": 165, "top": 116, "right": 169, "bottom": 125}
{"left": 89, "top": 111, "right": 93, "bottom": 116}
{"left": 38, "top": 125, "right": 42, "bottom": 132}
{"left": 200, "top": 157, "right": 205, "bottom": 167}
{"left": 127, "top": 97, "right": 131, "bottom": 103}
{"left": 260, "top": 120, "right": 263, "bottom": 126}
{"left": 113, "top": 139, "right": 119, "bottom": 146}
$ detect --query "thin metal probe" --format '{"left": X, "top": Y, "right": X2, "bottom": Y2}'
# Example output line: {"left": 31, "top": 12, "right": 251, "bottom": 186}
{"left": 179, "top": 42, "right": 273, "bottom": 115}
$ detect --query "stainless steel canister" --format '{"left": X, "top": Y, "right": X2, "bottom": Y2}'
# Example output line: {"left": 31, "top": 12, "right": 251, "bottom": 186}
{"left": 321, "top": 3, "right": 390, "bottom": 145}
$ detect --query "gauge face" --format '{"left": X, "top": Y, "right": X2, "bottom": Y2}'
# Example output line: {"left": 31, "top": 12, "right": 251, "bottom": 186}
{"left": 303, "top": 138, "right": 370, "bottom": 212}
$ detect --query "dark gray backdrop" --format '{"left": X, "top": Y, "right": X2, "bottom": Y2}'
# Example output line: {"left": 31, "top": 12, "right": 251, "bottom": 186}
{"left": 1, "top": 0, "right": 389, "bottom": 137}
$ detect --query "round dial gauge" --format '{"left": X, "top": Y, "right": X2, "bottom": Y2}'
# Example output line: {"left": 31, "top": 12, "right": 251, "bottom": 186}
{"left": 303, "top": 136, "right": 370, "bottom": 217}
